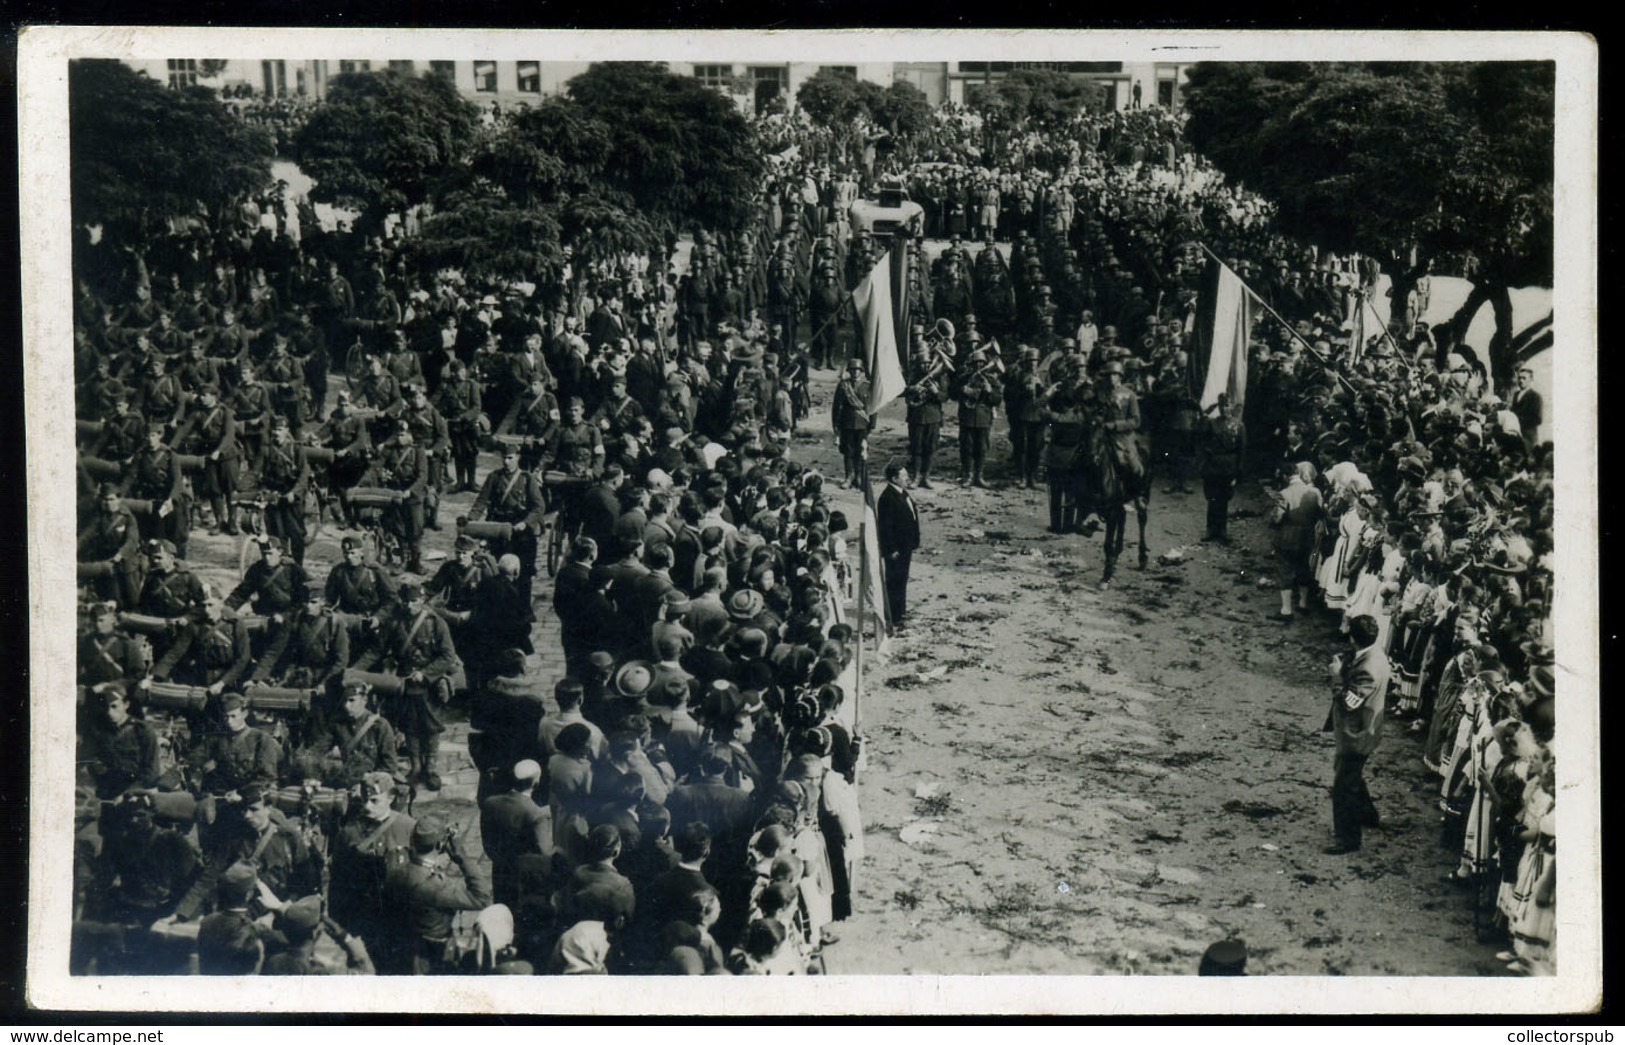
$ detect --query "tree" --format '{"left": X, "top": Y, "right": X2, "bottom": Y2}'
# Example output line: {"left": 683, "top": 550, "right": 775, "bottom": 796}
{"left": 872, "top": 80, "right": 933, "bottom": 138}
{"left": 69, "top": 59, "right": 274, "bottom": 249}
{"left": 796, "top": 67, "right": 862, "bottom": 129}
{"left": 292, "top": 69, "right": 480, "bottom": 236}
{"left": 565, "top": 62, "right": 762, "bottom": 233}
{"left": 411, "top": 180, "right": 563, "bottom": 285}
{"left": 1182, "top": 61, "right": 1554, "bottom": 386}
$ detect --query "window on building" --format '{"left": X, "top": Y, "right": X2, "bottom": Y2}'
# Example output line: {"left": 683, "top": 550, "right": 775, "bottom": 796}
{"left": 339, "top": 60, "right": 371, "bottom": 74}
{"left": 517, "top": 61, "right": 541, "bottom": 93}
{"left": 388, "top": 60, "right": 416, "bottom": 74}
{"left": 749, "top": 65, "right": 789, "bottom": 114}
{"left": 262, "top": 59, "right": 287, "bottom": 97}
{"left": 429, "top": 60, "right": 456, "bottom": 82}
{"left": 474, "top": 60, "right": 498, "bottom": 92}
{"left": 295, "top": 67, "right": 307, "bottom": 96}
{"left": 1157, "top": 79, "right": 1175, "bottom": 108}
{"left": 820, "top": 65, "right": 857, "bottom": 78}
{"left": 166, "top": 59, "right": 199, "bottom": 89}
{"left": 692, "top": 64, "right": 735, "bottom": 89}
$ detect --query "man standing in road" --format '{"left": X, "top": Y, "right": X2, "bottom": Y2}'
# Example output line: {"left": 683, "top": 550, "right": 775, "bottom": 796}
{"left": 876, "top": 461, "right": 921, "bottom": 629}
{"left": 1325, "top": 614, "right": 1391, "bottom": 855}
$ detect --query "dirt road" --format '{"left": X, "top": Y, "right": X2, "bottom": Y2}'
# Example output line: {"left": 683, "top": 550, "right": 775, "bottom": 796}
{"left": 790, "top": 370, "right": 1510, "bottom": 977}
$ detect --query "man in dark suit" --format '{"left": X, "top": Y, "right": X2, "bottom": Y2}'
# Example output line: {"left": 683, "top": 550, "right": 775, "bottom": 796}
{"left": 876, "top": 461, "right": 922, "bottom": 627}
{"left": 1325, "top": 614, "right": 1391, "bottom": 854}
{"left": 1508, "top": 364, "right": 1543, "bottom": 446}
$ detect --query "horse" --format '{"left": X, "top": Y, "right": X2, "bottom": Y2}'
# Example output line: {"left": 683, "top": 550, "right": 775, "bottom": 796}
{"left": 1076, "top": 422, "right": 1153, "bottom": 589}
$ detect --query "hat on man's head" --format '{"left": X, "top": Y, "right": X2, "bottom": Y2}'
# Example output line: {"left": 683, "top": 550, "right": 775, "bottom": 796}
{"left": 146, "top": 538, "right": 177, "bottom": 557}
{"left": 662, "top": 589, "right": 692, "bottom": 615}
{"left": 614, "top": 661, "right": 655, "bottom": 699}
{"left": 220, "top": 692, "right": 247, "bottom": 712}
{"left": 258, "top": 535, "right": 286, "bottom": 554}
{"left": 399, "top": 581, "right": 423, "bottom": 601}
{"left": 454, "top": 534, "right": 479, "bottom": 553}
{"left": 513, "top": 759, "right": 543, "bottom": 785}
{"left": 341, "top": 536, "right": 363, "bottom": 552}
{"left": 218, "top": 861, "right": 259, "bottom": 906}
{"left": 588, "top": 650, "right": 617, "bottom": 673}
{"left": 727, "top": 589, "right": 765, "bottom": 622}
{"left": 97, "top": 481, "right": 121, "bottom": 499}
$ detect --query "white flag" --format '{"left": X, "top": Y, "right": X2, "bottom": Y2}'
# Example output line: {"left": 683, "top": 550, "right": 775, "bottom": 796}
{"left": 1200, "top": 260, "right": 1256, "bottom": 411}
{"left": 852, "top": 252, "right": 907, "bottom": 415}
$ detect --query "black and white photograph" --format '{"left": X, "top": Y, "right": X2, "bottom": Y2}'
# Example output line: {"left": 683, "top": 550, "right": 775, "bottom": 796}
{"left": 18, "top": 27, "right": 1599, "bottom": 1015}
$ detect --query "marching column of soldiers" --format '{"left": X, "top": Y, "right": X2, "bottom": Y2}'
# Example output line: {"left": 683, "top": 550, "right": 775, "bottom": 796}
{"left": 72, "top": 165, "right": 878, "bottom": 978}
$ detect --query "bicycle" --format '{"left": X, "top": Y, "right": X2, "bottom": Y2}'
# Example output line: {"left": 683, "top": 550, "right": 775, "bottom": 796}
{"left": 345, "top": 486, "right": 409, "bottom": 570}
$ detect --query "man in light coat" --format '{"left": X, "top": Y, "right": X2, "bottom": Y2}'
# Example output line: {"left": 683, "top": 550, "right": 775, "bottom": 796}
{"left": 1325, "top": 614, "right": 1391, "bottom": 854}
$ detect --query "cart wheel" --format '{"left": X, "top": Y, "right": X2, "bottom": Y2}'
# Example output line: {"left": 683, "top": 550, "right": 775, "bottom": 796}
{"left": 304, "top": 486, "right": 326, "bottom": 544}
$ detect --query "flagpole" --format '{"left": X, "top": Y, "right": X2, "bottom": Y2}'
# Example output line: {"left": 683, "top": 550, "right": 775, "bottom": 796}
{"left": 854, "top": 516, "right": 866, "bottom": 733}
{"left": 1198, "top": 242, "right": 1358, "bottom": 396}
{"left": 1364, "top": 292, "right": 1416, "bottom": 374}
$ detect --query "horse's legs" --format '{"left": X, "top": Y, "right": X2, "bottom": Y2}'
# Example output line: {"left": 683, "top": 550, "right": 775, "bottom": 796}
{"left": 1101, "top": 505, "right": 1126, "bottom": 587}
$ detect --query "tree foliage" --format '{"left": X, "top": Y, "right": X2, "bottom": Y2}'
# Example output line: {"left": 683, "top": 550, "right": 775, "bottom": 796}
{"left": 872, "top": 80, "right": 934, "bottom": 137}
{"left": 411, "top": 180, "right": 563, "bottom": 284}
{"left": 1181, "top": 61, "right": 1554, "bottom": 384}
{"left": 292, "top": 70, "right": 480, "bottom": 232}
{"left": 967, "top": 68, "right": 1103, "bottom": 130}
{"left": 796, "top": 67, "right": 863, "bottom": 129}
{"left": 566, "top": 62, "right": 762, "bottom": 233}
{"left": 68, "top": 59, "right": 274, "bottom": 246}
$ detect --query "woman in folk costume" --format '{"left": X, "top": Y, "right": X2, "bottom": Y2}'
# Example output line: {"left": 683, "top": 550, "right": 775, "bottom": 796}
{"left": 1340, "top": 520, "right": 1400, "bottom": 641}
{"left": 801, "top": 723, "right": 863, "bottom": 922}
{"left": 1507, "top": 748, "right": 1556, "bottom": 975}
{"left": 1389, "top": 547, "right": 1439, "bottom": 709}
{"left": 1443, "top": 682, "right": 1512, "bottom": 887}
{"left": 1269, "top": 461, "right": 1323, "bottom": 619}
{"left": 1317, "top": 492, "right": 1370, "bottom": 614}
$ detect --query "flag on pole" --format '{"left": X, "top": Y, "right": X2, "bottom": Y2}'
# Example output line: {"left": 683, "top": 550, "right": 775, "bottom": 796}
{"left": 1349, "top": 289, "right": 1366, "bottom": 362}
{"left": 1195, "top": 256, "right": 1258, "bottom": 411}
{"left": 852, "top": 251, "right": 907, "bottom": 415}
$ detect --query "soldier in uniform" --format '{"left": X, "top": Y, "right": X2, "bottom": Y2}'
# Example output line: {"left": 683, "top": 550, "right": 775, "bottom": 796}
{"left": 122, "top": 424, "right": 190, "bottom": 558}
{"left": 356, "top": 581, "right": 460, "bottom": 791}
{"left": 230, "top": 361, "right": 274, "bottom": 475}
{"left": 547, "top": 396, "right": 606, "bottom": 479}
{"left": 226, "top": 534, "right": 311, "bottom": 624}
{"left": 324, "top": 536, "right": 399, "bottom": 657}
{"left": 509, "top": 375, "right": 561, "bottom": 473}
{"left": 94, "top": 387, "right": 146, "bottom": 465}
{"left": 329, "top": 771, "right": 414, "bottom": 957}
{"left": 174, "top": 384, "right": 240, "bottom": 536}
{"left": 363, "top": 421, "right": 429, "bottom": 574}
{"left": 425, "top": 534, "right": 497, "bottom": 670}
{"left": 436, "top": 359, "right": 485, "bottom": 493}
{"left": 256, "top": 417, "right": 312, "bottom": 564}
{"left": 903, "top": 346, "right": 946, "bottom": 490}
{"left": 1043, "top": 381, "right": 1089, "bottom": 534}
{"left": 470, "top": 445, "right": 547, "bottom": 587}
{"left": 807, "top": 264, "right": 844, "bottom": 370}
{"left": 832, "top": 361, "right": 872, "bottom": 490}
{"left": 1197, "top": 393, "right": 1247, "bottom": 543}
{"left": 79, "top": 481, "right": 144, "bottom": 609}
{"left": 148, "top": 587, "right": 253, "bottom": 702}
{"left": 187, "top": 692, "right": 282, "bottom": 798}
{"left": 379, "top": 815, "right": 493, "bottom": 974}
{"left": 260, "top": 332, "right": 307, "bottom": 433}
{"left": 399, "top": 384, "right": 451, "bottom": 531}
{"left": 252, "top": 586, "right": 351, "bottom": 697}
{"left": 357, "top": 353, "right": 403, "bottom": 417}
{"left": 79, "top": 602, "right": 149, "bottom": 699}
{"left": 315, "top": 391, "right": 373, "bottom": 521}
{"left": 293, "top": 678, "right": 402, "bottom": 790}
{"left": 85, "top": 684, "right": 163, "bottom": 800}
{"left": 1004, "top": 346, "right": 1046, "bottom": 489}
{"left": 955, "top": 351, "right": 999, "bottom": 488}
{"left": 134, "top": 538, "right": 206, "bottom": 666}
{"left": 591, "top": 373, "right": 646, "bottom": 445}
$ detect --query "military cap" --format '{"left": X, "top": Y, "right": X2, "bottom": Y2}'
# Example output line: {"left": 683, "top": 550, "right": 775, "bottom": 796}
{"left": 97, "top": 481, "right": 121, "bottom": 499}
{"left": 219, "top": 861, "right": 259, "bottom": 902}
{"left": 399, "top": 580, "right": 423, "bottom": 601}
{"left": 275, "top": 895, "right": 323, "bottom": 938}
{"left": 220, "top": 692, "right": 247, "bottom": 712}
{"left": 411, "top": 815, "right": 450, "bottom": 851}
{"left": 453, "top": 534, "right": 480, "bottom": 553}
{"left": 91, "top": 600, "right": 119, "bottom": 620}
{"left": 1101, "top": 361, "right": 1125, "bottom": 376}
{"left": 146, "top": 538, "right": 177, "bottom": 556}
{"left": 360, "top": 771, "right": 395, "bottom": 798}
{"left": 335, "top": 389, "right": 352, "bottom": 403}
{"left": 104, "top": 381, "right": 130, "bottom": 402}
{"left": 257, "top": 535, "right": 286, "bottom": 554}
{"left": 342, "top": 677, "right": 373, "bottom": 697}
{"left": 341, "top": 536, "right": 363, "bottom": 552}
{"left": 1020, "top": 345, "right": 1040, "bottom": 360}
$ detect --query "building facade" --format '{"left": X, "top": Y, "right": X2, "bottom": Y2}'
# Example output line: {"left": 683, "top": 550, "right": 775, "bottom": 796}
{"left": 126, "top": 58, "right": 1192, "bottom": 113}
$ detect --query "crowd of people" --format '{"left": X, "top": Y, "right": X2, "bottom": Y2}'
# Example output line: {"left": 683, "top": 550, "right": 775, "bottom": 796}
{"left": 70, "top": 72, "right": 1557, "bottom": 978}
